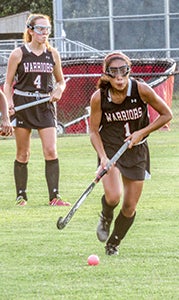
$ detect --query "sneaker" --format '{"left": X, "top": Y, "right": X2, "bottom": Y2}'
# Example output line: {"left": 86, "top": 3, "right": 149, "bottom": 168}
{"left": 49, "top": 197, "right": 71, "bottom": 206}
{"left": 96, "top": 213, "right": 113, "bottom": 242}
{"left": 16, "top": 196, "right": 27, "bottom": 206}
{"left": 105, "top": 243, "right": 119, "bottom": 256}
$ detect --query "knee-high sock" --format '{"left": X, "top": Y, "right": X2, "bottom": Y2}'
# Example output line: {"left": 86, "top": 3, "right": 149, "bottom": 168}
{"left": 14, "top": 160, "right": 28, "bottom": 200}
{"left": 101, "top": 195, "right": 118, "bottom": 220}
{"left": 107, "top": 210, "right": 136, "bottom": 245}
{"left": 45, "top": 158, "right": 59, "bottom": 201}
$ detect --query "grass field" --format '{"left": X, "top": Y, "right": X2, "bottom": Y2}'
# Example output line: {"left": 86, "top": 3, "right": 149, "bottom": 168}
{"left": 0, "top": 99, "right": 179, "bottom": 300}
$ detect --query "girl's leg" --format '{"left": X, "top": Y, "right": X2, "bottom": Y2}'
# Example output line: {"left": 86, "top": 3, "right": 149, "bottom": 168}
{"left": 106, "top": 175, "right": 144, "bottom": 255}
{"left": 38, "top": 127, "right": 70, "bottom": 205}
{"left": 14, "top": 127, "right": 31, "bottom": 204}
{"left": 96, "top": 166, "right": 122, "bottom": 242}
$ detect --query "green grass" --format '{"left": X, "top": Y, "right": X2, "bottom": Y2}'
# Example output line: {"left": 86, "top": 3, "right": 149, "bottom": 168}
{"left": 0, "top": 101, "right": 179, "bottom": 300}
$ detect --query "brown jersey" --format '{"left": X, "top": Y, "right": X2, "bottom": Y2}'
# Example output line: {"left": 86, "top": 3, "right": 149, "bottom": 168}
{"left": 99, "top": 78, "right": 150, "bottom": 181}
{"left": 14, "top": 44, "right": 55, "bottom": 93}
{"left": 99, "top": 78, "right": 149, "bottom": 147}
{"left": 12, "top": 44, "right": 56, "bottom": 129}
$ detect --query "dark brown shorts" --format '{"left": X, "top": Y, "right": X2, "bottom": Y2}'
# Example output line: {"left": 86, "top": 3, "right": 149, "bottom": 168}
{"left": 98, "top": 141, "right": 150, "bottom": 181}
{"left": 11, "top": 95, "right": 57, "bottom": 129}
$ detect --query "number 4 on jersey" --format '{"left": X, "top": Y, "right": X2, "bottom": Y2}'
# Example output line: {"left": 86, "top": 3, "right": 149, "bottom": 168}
{"left": 34, "top": 75, "right": 41, "bottom": 89}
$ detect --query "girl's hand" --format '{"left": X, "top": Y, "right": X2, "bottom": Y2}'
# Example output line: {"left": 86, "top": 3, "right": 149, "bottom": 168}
{"left": 8, "top": 106, "right": 15, "bottom": 116}
{"left": 0, "top": 118, "right": 13, "bottom": 136}
{"left": 95, "top": 156, "right": 111, "bottom": 178}
{"left": 125, "top": 129, "right": 145, "bottom": 148}
{"left": 50, "top": 82, "right": 65, "bottom": 102}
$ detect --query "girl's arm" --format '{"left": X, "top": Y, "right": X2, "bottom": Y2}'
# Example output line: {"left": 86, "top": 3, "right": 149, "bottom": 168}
{"left": 4, "top": 47, "right": 22, "bottom": 113}
{"left": 125, "top": 81, "right": 173, "bottom": 148}
{"left": 50, "top": 48, "right": 66, "bottom": 102}
{"left": 89, "top": 90, "right": 109, "bottom": 169}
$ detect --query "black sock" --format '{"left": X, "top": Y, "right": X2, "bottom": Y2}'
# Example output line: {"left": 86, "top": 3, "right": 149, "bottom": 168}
{"left": 101, "top": 195, "right": 117, "bottom": 220}
{"left": 14, "top": 160, "right": 28, "bottom": 200}
{"left": 107, "top": 210, "right": 136, "bottom": 245}
{"left": 45, "top": 158, "right": 59, "bottom": 201}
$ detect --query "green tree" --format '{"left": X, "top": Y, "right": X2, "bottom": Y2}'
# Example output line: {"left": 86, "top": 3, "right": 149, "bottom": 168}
{"left": 0, "top": 0, "right": 52, "bottom": 19}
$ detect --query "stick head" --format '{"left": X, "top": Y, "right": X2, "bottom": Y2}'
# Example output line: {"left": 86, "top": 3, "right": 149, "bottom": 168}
{"left": 57, "top": 216, "right": 65, "bottom": 230}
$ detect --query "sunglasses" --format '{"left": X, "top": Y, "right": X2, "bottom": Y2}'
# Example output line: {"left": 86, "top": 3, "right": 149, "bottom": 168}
{"left": 105, "top": 65, "right": 130, "bottom": 78}
{"left": 28, "top": 24, "right": 51, "bottom": 35}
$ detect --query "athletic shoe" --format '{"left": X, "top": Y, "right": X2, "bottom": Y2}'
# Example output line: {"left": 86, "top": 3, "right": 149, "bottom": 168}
{"left": 16, "top": 196, "right": 27, "bottom": 206}
{"left": 49, "top": 197, "right": 71, "bottom": 206}
{"left": 105, "top": 243, "right": 119, "bottom": 256}
{"left": 96, "top": 213, "right": 113, "bottom": 242}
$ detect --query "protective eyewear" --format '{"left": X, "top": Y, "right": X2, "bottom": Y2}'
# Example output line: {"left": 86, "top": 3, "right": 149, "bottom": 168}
{"left": 105, "top": 65, "right": 130, "bottom": 78}
{"left": 28, "top": 24, "right": 51, "bottom": 35}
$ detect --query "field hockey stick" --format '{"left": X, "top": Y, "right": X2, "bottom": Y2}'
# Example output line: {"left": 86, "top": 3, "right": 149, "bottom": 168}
{"left": 0, "top": 97, "right": 50, "bottom": 134}
{"left": 0, "top": 78, "right": 71, "bottom": 117}
{"left": 56, "top": 140, "right": 130, "bottom": 230}
{"left": 13, "top": 96, "right": 51, "bottom": 112}
{"left": 0, "top": 96, "right": 50, "bottom": 118}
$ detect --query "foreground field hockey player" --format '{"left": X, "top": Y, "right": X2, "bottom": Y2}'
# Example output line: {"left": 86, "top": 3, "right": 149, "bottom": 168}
{"left": 89, "top": 51, "right": 172, "bottom": 255}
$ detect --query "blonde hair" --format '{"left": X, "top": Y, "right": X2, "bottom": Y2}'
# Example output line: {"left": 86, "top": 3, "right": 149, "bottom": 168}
{"left": 23, "top": 13, "right": 51, "bottom": 50}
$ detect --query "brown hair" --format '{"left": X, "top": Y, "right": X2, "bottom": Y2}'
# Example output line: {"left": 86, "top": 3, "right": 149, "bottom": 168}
{"left": 103, "top": 51, "right": 131, "bottom": 72}
{"left": 97, "top": 51, "right": 131, "bottom": 91}
{"left": 23, "top": 13, "right": 51, "bottom": 50}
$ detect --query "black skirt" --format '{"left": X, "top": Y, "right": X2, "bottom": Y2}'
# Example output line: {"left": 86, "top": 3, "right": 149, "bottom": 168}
{"left": 98, "top": 141, "right": 150, "bottom": 181}
{"left": 11, "top": 95, "right": 57, "bottom": 129}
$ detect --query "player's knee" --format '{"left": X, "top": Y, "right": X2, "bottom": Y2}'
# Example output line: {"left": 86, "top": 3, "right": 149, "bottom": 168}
{"left": 105, "top": 191, "right": 121, "bottom": 206}
{"left": 17, "top": 150, "right": 30, "bottom": 162}
{"left": 44, "top": 147, "right": 57, "bottom": 160}
{"left": 122, "top": 204, "right": 136, "bottom": 218}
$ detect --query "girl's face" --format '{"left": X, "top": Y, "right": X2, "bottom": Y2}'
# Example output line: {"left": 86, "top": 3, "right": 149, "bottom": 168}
{"left": 30, "top": 18, "right": 51, "bottom": 44}
{"left": 107, "top": 58, "right": 130, "bottom": 91}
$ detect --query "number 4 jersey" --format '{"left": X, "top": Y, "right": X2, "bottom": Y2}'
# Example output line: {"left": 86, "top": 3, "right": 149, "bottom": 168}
{"left": 11, "top": 44, "right": 56, "bottom": 129}
{"left": 14, "top": 44, "right": 55, "bottom": 93}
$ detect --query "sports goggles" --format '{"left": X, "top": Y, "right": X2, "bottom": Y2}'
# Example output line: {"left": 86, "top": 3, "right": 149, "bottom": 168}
{"left": 28, "top": 24, "right": 51, "bottom": 35}
{"left": 105, "top": 65, "right": 130, "bottom": 78}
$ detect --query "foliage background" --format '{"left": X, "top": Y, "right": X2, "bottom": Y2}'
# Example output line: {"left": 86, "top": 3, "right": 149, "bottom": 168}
{"left": 0, "top": 0, "right": 52, "bottom": 18}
